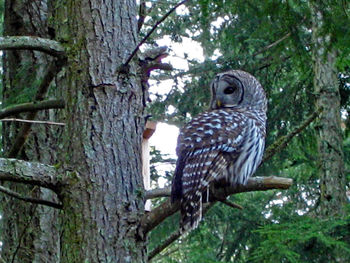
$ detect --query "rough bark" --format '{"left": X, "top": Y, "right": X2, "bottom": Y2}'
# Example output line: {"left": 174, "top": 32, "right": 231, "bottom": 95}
{"left": 53, "top": 0, "right": 147, "bottom": 262}
{"left": 310, "top": 2, "right": 347, "bottom": 217}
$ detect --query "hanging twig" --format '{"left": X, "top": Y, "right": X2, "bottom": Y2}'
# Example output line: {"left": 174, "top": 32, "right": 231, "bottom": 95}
{"left": 0, "top": 99, "right": 65, "bottom": 119}
{"left": 123, "top": 0, "right": 189, "bottom": 67}
{"left": 1, "top": 118, "right": 65, "bottom": 126}
{"left": 0, "top": 185, "right": 62, "bottom": 209}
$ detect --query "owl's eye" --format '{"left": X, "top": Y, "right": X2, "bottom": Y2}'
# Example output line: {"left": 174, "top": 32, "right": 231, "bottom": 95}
{"left": 224, "top": 86, "right": 236, "bottom": 94}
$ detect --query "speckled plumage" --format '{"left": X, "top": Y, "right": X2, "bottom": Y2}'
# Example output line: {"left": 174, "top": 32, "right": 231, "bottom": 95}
{"left": 171, "top": 70, "right": 267, "bottom": 233}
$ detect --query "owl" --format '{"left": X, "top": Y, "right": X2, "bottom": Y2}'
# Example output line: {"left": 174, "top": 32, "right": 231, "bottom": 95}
{"left": 171, "top": 70, "right": 267, "bottom": 233}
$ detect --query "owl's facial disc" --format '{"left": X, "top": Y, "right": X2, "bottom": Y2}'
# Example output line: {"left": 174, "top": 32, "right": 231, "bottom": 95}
{"left": 215, "top": 76, "right": 244, "bottom": 108}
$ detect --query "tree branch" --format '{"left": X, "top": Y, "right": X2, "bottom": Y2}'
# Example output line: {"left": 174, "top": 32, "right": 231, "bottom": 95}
{"left": 0, "top": 185, "right": 62, "bottom": 209}
{"left": 0, "top": 36, "right": 66, "bottom": 59}
{"left": 253, "top": 32, "right": 291, "bottom": 57}
{"left": 141, "top": 176, "right": 292, "bottom": 234}
{"left": 123, "top": 0, "right": 189, "bottom": 67}
{"left": 148, "top": 230, "right": 181, "bottom": 261}
{"left": 146, "top": 176, "right": 291, "bottom": 259}
{"left": 7, "top": 61, "right": 63, "bottom": 158}
{"left": 147, "top": 202, "right": 215, "bottom": 260}
{"left": 262, "top": 107, "right": 322, "bottom": 162}
{"left": 0, "top": 99, "right": 65, "bottom": 119}
{"left": 0, "top": 158, "right": 59, "bottom": 190}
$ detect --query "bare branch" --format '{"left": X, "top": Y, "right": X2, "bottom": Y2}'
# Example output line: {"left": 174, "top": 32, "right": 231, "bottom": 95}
{"left": 123, "top": 0, "right": 189, "bottom": 67}
{"left": 0, "top": 158, "right": 59, "bottom": 190}
{"left": 263, "top": 108, "right": 322, "bottom": 162}
{"left": 141, "top": 176, "right": 292, "bottom": 233}
{"left": 1, "top": 118, "right": 65, "bottom": 126}
{"left": 219, "top": 199, "right": 243, "bottom": 210}
{"left": 0, "top": 36, "right": 66, "bottom": 59}
{"left": 148, "top": 202, "right": 215, "bottom": 260}
{"left": 7, "top": 61, "right": 63, "bottom": 158}
{"left": 253, "top": 32, "right": 291, "bottom": 57}
{"left": 148, "top": 230, "right": 181, "bottom": 260}
{"left": 0, "top": 185, "right": 62, "bottom": 209}
{"left": 0, "top": 99, "right": 65, "bottom": 119}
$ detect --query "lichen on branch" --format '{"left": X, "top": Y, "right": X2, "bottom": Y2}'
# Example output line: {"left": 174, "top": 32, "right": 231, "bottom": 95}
{"left": 0, "top": 158, "right": 60, "bottom": 190}
{"left": 0, "top": 36, "right": 66, "bottom": 59}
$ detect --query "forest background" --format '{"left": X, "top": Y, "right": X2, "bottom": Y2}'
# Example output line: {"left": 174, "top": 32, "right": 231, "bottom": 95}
{"left": 0, "top": 0, "right": 349, "bottom": 262}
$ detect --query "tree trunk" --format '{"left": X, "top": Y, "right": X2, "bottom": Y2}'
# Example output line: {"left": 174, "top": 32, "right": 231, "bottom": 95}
{"left": 310, "top": 2, "right": 347, "bottom": 217}
{"left": 1, "top": 0, "right": 147, "bottom": 262}
{"left": 52, "top": 0, "right": 147, "bottom": 261}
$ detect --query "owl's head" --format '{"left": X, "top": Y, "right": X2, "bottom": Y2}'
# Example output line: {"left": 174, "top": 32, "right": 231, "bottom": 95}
{"left": 209, "top": 70, "right": 267, "bottom": 112}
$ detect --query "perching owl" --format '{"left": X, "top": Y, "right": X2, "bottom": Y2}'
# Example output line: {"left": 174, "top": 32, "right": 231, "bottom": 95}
{"left": 171, "top": 70, "right": 267, "bottom": 233}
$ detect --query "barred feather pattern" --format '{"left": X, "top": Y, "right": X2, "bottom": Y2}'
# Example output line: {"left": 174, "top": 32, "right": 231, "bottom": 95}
{"left": 171, "top": 70, "right": 267, "bottom": 233}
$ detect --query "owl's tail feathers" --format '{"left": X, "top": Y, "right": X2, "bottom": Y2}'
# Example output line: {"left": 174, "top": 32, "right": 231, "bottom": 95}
{"left": 180, "top": 193, "right": 203, "bottom": 234}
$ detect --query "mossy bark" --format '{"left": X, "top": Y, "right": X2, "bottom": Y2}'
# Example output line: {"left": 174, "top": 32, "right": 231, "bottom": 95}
{"left": 54, "top": 0, "right": 147, "bottom": 261}
{"left": 310, "top": 2, "right": 347, "bottom": 218}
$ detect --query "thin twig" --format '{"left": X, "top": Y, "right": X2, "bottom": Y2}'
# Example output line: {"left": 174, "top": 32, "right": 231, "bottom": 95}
{"left": 0, "top": 99, "right": 65, "bottom": 119}
{"left": 123, "top": 0, "right": 189, "bottom": 67}
{"left": 1, "top": 118, "right": 65, "bottom": 126}
{"left": 0, "top": 185, "right": 62, "bottom": 209}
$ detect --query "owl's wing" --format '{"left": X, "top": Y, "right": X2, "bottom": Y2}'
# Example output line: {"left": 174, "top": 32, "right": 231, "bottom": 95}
{"left": 171, "top": 109, "right": 249, "bottom": 232}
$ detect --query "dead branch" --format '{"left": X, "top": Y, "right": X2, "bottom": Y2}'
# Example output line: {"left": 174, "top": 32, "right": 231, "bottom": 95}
{"left": 142, "top": 176, "right": 292, "bottom": 234}
{"left": 0, "top": 158, "right": 59, "bottom": 190}
{"left": 148, "top": 202, "right": 214, "bottom": 260}
{"left": 7, "top": 60, "right": 63, "bottom": 158}
{"left": 1, "top": 118, "right": 65, "bottom": 126}
{"left": 0, "top": 185, "right": 62, "bottom": 209}
{"left": 148, "top": 230, "right": 181, "bottom": 260}
{"left": 219, "top": 199, "right": 243, "bottom": 210}
{"left": 262, "top": 107, "right": 322, "bottom": 162}
{"left": 0, "top": 36, "right": 66, "bottom": 59}
{"left": 123, "top": 0, "right": 189, "bottom": 67}
{"left": 253, "top": 32, "right": 291, "bottom": 57}
{"left": 0, "top": 99, "right": 65, "bottom": 119}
